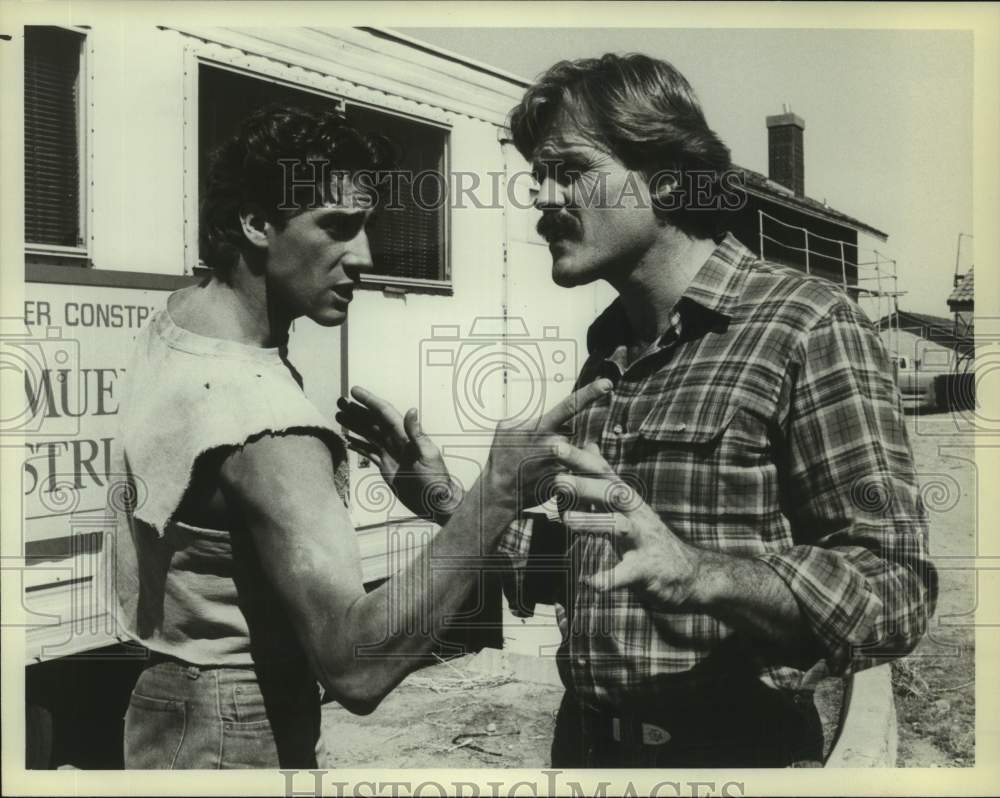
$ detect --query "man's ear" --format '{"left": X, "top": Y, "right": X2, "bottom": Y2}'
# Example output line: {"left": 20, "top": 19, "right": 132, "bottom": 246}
{"left": 650, "top": 170, "right": 681, "bottom": 217}
{"left": 238, "top": 205, "right": 270, "bottom": 250}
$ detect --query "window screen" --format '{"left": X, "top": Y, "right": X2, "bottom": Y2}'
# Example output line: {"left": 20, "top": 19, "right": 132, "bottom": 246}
{"left": 199, "top": 64, "right": 448, "bottom": 284}
{"left": 346, "top": 105, "right": 447, "bottom": 283}
{"left": 24, "top": 26, "right": 84, "bottom": 249}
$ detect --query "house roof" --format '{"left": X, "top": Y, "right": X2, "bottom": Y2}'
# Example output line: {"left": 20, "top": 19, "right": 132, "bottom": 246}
{"left": 878, "top": 310, "right": 954, "bottom": 333}
{"left": 877, "top": 310, "right": 973, "bottom": 353}
{"left": 736, "top": 167, "right": 889, "bottom": 241}
{"left": 948, "top": 268, "right": 974, "bottom": 308}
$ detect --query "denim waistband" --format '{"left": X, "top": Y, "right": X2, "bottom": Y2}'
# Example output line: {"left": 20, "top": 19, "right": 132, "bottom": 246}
{"left": 137, "top": 658, "right": 319, "bottom": 715}
{"left": 146, "top": 650, "right": 311, "bottom": 676}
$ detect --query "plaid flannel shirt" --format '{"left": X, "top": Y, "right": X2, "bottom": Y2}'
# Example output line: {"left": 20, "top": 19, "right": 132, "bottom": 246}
{"left": 498, "top": 233, "right": 937, "bottom": 708}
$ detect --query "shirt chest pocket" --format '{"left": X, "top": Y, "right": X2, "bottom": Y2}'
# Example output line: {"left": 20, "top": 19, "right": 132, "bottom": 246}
{"left": 637, "top": 403, "right": 737, "bottom": 448}
{"left": 634, "top": 402, "right": 773, "bottom": 466}
{"left": 629, "top": 402, "right": 776, "bottom": 520}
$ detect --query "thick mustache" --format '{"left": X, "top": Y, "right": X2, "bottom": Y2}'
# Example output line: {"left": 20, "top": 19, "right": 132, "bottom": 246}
{"left": 537, "top": 213, "right": 580, "bottom": 243}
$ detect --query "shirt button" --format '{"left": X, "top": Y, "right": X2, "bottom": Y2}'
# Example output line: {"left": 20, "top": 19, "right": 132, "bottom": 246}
{"left": 612, "top": 423, "right": 624, "bottom": 435}
{"left": 576, "top": 656, "right": 587, "bottom": 667}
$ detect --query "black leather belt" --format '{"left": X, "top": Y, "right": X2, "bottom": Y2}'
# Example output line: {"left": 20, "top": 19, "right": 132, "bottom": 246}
{"left": 610, "top": 716, "right": 673, "bottom": 746}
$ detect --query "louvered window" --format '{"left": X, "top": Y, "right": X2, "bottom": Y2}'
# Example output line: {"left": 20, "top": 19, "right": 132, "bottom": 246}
{"left": 346, "top": 105, "right": 447, "bottom": 284}
{"left": 199, "top": 63, "right": 449, "bottom": 286}
{"left": 24, "top": 26, "right": 85, "bottom": 252}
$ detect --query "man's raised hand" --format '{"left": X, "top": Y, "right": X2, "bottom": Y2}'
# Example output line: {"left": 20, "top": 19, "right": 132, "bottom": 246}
{"left": 551, "top": 442, "right": 711, "bottom": 610}
{"left": 483, "top": 378, "right": 613, "bottom": 506}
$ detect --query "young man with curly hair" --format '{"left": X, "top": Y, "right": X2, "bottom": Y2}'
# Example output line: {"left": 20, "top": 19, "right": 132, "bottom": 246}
{"left": 111, "top": 106, "right": 609, "bottom": 769}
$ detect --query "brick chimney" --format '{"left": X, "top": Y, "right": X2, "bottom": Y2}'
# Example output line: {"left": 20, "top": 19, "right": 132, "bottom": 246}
{"left": 766, "top": 106, "right": 805, "bottom": 197}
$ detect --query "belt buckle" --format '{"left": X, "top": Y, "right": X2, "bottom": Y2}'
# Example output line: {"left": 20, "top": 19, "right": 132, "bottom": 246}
{"left": 610, "top": 717, "right": 671, "bottom": 746}
{"left": 641, "top": 722, "right": 671, "bottom": 746}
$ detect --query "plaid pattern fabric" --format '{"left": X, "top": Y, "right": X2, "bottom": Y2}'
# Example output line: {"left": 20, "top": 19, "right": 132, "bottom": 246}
{"left": 499, "top": 233, "right": 937, "bottom": 708}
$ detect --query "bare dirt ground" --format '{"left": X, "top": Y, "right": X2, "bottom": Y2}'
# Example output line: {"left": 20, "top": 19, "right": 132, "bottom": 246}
{"left": 319, "top": 656, "right": 844, "bottom": 769}
{"left": 892, "top": 411, "right": 976, "bottom": 767}
{"left": 320, "top": 411, "right": 976, "bottom": 769}
{"left": 320, "top": 667, "right": 562, "bottom": 769}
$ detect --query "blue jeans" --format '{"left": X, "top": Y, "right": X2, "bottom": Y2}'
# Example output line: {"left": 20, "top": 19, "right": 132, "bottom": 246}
{"left": 123, "top": 660, "right": 322, "bottom": 769}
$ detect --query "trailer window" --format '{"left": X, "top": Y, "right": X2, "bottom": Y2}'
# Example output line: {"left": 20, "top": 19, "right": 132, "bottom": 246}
{"left": 198, "top": 64, "right": 449, "bottom": 287}
{"left": 345, "top": 105, "right": 448, "bottom": 286}
{"left": 24, "top": 26, "right": 87, "bottom": 259}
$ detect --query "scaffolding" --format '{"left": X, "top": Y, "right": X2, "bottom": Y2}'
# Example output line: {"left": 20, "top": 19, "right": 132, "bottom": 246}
{"left": 757, "top": 209, "right": 905, "bottom": 351}
{"left": 950, "top": 233, "right": 974, "bottom": 373}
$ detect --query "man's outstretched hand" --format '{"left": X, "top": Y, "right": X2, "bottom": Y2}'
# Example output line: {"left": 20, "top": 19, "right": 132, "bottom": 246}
{"left": 338, "top": 379, "right": 614, "bottom": 525}
{"left": 337, "top": 387, "right": 462, "bottom": 524}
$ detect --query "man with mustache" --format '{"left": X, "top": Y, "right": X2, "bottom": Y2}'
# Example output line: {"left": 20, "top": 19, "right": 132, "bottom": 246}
{"left": 342, "top": 54, "right": 936, "bottom": 767}
{"left": 111, "top": 105, "right": 610, "bottom": 768}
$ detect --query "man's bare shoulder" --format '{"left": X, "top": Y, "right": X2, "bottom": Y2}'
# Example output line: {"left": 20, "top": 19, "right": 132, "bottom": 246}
{"left": 219, "top": 431, "right": 347, "bottom": 517}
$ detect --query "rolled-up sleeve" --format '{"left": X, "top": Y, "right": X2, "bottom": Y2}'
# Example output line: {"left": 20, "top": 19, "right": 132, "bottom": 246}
{"left": 756, "top": 301, "right": 938, "bottom": 676}
{"left": 497, "top": 516, "right": 538, "bottom": 618}
{"left": 498, "top": 502, "right": 576, "bottom": 618}
{"left": 497, "top": 515, "right": 535, "bottom": 569}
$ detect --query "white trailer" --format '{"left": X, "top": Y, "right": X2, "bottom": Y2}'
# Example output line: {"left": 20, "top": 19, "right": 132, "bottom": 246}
{"left": 5, "top": 23, "right": 613, "bottom": 767}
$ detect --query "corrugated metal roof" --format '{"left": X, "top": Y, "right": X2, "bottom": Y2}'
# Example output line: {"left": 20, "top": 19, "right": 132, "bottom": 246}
{"left": 877, "top": 310, "right": 974, "bottom": 355}
{"left": 878, "top": 310, "right": 956, "bottom": 332}
{"left": 361, "top": 27, "right": 531, "bottom": 89}
{"left": 166, "top": 26, "right": 526, "bottom": 126}
{"left": 948, "top": 268, "right": 974, "bottom": 307}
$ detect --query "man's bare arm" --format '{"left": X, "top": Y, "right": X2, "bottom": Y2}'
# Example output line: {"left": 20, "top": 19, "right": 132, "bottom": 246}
{"left": 221, "top": 433, "right": 516, "bottom": 714}
{"left": 222, "top": 380, "right": 612, "bottom": 714}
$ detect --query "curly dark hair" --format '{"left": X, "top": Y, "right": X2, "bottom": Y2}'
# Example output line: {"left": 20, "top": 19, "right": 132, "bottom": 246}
{"left": 200, "top": 105, "right": 394, "bottom": 279}
{"left": 509, "top": 53, "right": 735, "bottom": 239}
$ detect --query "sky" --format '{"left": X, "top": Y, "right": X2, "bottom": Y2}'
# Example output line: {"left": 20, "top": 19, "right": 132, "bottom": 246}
{"left": 397, "top": 27, "right": 974, "bottom": 320}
